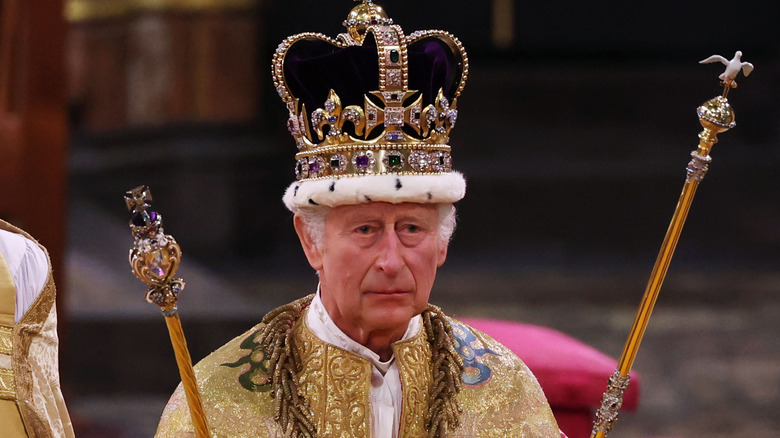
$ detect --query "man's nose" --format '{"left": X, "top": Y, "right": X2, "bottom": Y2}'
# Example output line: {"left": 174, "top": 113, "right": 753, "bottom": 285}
{"left": 375, "top": 229, "right": 404, "bottom": 274}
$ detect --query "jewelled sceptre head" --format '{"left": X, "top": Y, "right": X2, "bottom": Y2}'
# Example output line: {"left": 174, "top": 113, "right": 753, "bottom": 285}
{"left": 124, "top": 185, "right": 212, "bottom": 438}
{"left": 591, "top": 52, "right": 753, "bottom": 438}
{"left": 125, "top": 185, "right": 185, "bottom": 314}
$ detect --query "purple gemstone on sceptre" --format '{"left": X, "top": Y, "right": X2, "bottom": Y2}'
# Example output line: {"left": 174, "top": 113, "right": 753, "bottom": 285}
{"left": 149, "top": 211, "right": 158, "bottom": 222}
{"left": 131, "top": 211, "right": 147, "bottom": 226}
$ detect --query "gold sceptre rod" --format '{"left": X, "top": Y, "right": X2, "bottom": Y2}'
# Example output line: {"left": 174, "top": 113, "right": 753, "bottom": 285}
{"left": 591, "top": 51, "right": 754, "bottom": 438}
{"left": 124, "top": 185, "right": 212, "bottom": 438}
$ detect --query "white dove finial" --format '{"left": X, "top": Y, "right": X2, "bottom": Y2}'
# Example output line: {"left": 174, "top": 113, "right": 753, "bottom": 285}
{"left": 699, "top": 50, "right": 754, "bottom": 89}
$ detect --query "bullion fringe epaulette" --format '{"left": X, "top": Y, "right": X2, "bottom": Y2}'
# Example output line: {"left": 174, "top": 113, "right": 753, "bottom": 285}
{"left": 256, "top": 295, "right": 464, "bottom": 437}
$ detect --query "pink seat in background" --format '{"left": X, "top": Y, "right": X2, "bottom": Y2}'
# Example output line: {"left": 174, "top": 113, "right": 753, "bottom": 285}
{"left": 460, "top": 318, "right": 640, "bottom": 438}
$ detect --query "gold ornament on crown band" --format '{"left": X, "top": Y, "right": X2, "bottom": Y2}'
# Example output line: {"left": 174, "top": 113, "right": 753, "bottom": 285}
{"left": 591, "top": 51, "right": 753, "bottom": 438}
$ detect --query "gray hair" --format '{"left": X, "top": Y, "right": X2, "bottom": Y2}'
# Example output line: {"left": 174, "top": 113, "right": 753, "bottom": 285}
{"left": 296, "top": 203, "right": 457, "bottom": 249}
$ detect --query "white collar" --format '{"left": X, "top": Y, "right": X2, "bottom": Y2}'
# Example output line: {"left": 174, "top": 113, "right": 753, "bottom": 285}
{"left": 306, "top": 287, "right": 421, "bottom": 373}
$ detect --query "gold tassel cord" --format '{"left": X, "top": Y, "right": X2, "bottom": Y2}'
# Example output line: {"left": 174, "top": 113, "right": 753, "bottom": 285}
{"left": 164, "top": 312, "right": 212, "bottom": 438}
{"left": 423, "top": 305, "right": 463, "bottom": 437}
{"left": 247, "top": 295, "right": 463, "bottom": 437}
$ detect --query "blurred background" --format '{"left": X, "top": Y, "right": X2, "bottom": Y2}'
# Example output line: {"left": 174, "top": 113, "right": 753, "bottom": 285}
{"left": 2, "top": 0, "right": 779, "bottom": 436}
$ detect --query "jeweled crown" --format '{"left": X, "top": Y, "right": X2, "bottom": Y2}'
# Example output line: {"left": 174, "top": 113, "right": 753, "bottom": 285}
{"left": 272, "top": 0, "right": 468, "bottom": 182}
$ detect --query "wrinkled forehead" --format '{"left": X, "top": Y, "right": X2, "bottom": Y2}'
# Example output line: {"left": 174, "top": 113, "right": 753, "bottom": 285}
{"left": 326, "top": 202, "right": 440, "bottom": 224}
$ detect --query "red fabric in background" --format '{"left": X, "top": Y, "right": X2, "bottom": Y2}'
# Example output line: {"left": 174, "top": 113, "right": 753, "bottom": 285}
{"left": 460, "top": 318, "right": 640, "bottom": 438}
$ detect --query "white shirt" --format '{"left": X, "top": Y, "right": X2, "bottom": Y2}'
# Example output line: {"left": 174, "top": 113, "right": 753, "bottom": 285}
{"left": 0, "top": 228, "right": 49, "bottom": 323}
{"left": 306, "top": 291, "right": 421, "bottom": 438}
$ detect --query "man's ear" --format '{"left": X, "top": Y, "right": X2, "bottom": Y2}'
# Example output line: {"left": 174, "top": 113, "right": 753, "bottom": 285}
{"left": 436, "top": 241, "right": 449, "bottom": 268}
{"left": 294, "top": 214, "right": 324, "bottom": 271}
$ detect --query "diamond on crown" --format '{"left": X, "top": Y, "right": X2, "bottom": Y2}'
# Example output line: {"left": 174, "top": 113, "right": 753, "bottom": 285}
{"left": 343, "top": 108, "right": 361, "bottom": 123}
{"left": 385, "top": 107, "right": 404, "bottom": 126}
{"left": 430, "top": 151, "right": 452, "bottom": 172}
{"left": 295, "top": 158, "right": 310, "bottom": 179}
{"left": 324, "top": 99, "right": 336, "bottom": 112}
{"left": 383, "top": 92, "right": 403, "bottom": 104}
{"left": 408, "top": 150, "right": 432, "bottom": 172}
{"left": 410, "top": 103, "right": 422, "bottom": 129}
{"left": 386, "top": 69, "right": 402, "bottom": 86}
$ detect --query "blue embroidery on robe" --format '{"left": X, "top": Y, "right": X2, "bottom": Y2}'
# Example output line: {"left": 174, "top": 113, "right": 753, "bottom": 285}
{"left": 450, "top": 321, "right": 500, "bottom": 387}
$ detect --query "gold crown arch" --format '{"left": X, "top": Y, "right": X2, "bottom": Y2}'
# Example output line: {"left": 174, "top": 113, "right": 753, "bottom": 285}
{"left": 272, "top": 1, "right": 468, "bottom": 182}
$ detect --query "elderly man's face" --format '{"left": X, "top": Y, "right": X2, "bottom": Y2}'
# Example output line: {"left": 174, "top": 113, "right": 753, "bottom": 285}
{"left": 296, "top": 202, "right": 448, "bottom": 341}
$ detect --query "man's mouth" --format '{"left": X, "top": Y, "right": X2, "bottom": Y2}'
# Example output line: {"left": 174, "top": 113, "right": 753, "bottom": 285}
{"left": 364, "top": 290, "right": 408, "bottom": 295}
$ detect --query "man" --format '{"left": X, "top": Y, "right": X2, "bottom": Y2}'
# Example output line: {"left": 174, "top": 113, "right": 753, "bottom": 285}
{"left": 156, "top": 2, "right": 562, "bottom": 436}
{"left": 0, "top": 220, "right": 74, "bottom": 437}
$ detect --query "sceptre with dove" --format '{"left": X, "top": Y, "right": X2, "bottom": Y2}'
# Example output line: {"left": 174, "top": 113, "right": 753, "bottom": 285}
{"left": 700, "top": 50, "right": 754, "bottom": 97}
{"left": 590, "top": 51, "right": 753, "bottom": 437}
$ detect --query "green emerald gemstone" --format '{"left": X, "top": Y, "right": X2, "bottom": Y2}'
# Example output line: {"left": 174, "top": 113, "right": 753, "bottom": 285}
{"left": 388, "top": 155, "right": 402, "bottom": 167}
{"left": 390, "top": 49, "right": 399, "bottom": 63}
{"left": 330, "top": 158, "right": 341, "bottom": 168}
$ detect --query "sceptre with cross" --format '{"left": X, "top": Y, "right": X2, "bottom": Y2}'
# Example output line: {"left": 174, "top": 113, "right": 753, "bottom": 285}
{"left": 124, "top": 185, "right": 212, "bottom": 438}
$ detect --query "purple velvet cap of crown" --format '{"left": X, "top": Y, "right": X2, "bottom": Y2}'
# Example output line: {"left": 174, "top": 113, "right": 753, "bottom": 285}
{"left": 284, "top": 33, "right": 462, "bottom": 139}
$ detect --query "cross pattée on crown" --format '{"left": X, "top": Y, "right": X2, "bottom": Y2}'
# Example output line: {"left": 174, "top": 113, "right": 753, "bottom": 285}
{"left": 311, "top": 21, "right": 426, "bottom": 146}
{"left": 365, "top": 22, "right": 424, "bottom": 142}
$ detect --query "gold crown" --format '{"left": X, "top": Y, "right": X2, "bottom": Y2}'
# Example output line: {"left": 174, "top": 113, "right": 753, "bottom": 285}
{"left": 272, "top": 0, "right": 468, "bottom": 182}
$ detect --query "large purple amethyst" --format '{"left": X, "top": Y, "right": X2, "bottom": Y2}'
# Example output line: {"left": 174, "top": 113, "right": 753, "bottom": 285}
{"left": 355, "top": 155, "right": 370, "bottom": 168}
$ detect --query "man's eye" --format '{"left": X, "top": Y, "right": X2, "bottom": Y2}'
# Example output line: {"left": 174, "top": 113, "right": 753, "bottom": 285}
{"left": 357, "top": 225, "right": 372, "bottom": 234}
{"left": 405, "top": 224, "right": 421, "bottom": 233}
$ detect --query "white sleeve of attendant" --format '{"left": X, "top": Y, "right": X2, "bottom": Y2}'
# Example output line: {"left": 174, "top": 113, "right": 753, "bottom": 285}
{"left": 0, "top": 229, "right": 50, "bottom": 323}
{"left": 14, "top": 238, "right": 49, "bottom": 323}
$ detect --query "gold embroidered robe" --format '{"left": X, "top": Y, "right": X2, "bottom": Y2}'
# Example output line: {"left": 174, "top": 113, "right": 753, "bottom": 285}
{"left": 0, "top": 220, "right": 74, "bottom": 438}
{"left": 156, "top": 304, "right": 560, "bottom": 437}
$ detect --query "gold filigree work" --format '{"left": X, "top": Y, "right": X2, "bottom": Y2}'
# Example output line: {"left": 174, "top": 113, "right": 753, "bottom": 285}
{"left": 0, "top": 326, "right": 12, "bottom": 355}
{"left": 296, "top": 318, "right": 372, "bottom": 436}
{"left": 394, "top": 330, "right": 433, "bottom": 436}
{"left": 0, "top": 367, "right": 15, "bottom": 400}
